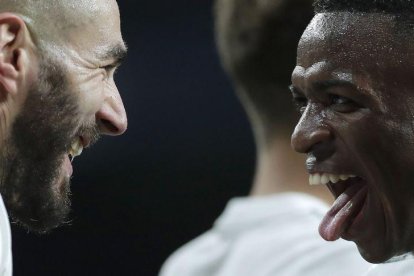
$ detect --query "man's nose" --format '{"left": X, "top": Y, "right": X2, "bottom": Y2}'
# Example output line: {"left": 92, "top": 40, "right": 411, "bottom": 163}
{"left": 96, "top": 87, "right": 127, "bottom": 136}
{"left": 291, "top": 105, "right": 332, "bottom": 154}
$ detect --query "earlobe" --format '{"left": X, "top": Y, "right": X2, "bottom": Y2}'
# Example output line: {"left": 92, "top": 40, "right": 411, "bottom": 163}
{"left": 0, "top": 13, "right": 36, "bottom": 97}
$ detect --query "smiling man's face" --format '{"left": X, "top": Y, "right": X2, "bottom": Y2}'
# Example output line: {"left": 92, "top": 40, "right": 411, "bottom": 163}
{"left": 290, "top": 12, "right": 414, "bottom": 263}
{"left": 0, "top": 0, "right": 127, "bottom": 233}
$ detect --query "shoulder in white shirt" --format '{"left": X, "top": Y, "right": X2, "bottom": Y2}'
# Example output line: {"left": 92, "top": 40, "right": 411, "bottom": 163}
{"left": 0, "top": 194, "right": 12, "bottom": 276}
{"left": 160, "top": 193, "right": 371, "bottom": 276}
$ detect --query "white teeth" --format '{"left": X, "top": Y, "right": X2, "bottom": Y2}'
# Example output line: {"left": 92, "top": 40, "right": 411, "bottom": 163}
{"left": 329, "top": 174, "right": 340, "bottom": 183}
{"left": 313, "top": 174, "right": 321, "bottom": 185}
{"left": 68, "top": 138, "right": 83, "bottom": 161}
{"left": 321, "top": 174, "right": 329, "bottom": 185}
{"left": 309, "top": 173, "right": 357, "bottom": 186}
{"left": 339, "top": 175, "right": 348, "bottom": 180}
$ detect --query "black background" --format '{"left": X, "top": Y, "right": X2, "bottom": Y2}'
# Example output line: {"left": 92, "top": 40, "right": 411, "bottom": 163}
{"left": 12, "top": 1, "right": 255, "bottom": 275}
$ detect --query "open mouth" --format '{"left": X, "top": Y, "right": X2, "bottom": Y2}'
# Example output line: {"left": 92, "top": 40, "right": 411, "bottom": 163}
{"left": 68, "top": 137, "right": 84, "bottom": 162}
{"left": 309, "top": 172, "right": 368, "bottom": 241}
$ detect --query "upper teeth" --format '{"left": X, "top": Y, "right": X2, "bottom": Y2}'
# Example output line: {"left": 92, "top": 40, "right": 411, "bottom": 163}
{"left": 309, "top": 173, "right": 357, "bottom": 186}
{"left": 68, "top": 138, "right": 83, "bottom": 160}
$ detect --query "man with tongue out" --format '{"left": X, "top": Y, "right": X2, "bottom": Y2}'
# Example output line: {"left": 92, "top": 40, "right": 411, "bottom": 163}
{"left": 160, "top": 0, "right": 371, "bottom": 275}
{"left": 291, "top": 0, "right": 414, "bottom": 273}
{"left": 0, "top": 0, "right": 127, "bottom": 274}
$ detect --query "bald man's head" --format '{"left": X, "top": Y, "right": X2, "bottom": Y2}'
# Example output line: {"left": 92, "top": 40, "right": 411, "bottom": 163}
{"left": 0, "top": 0, "right": 118, "bottom": 49}
{"left": 0, "top": 0, "right": 127, "bottom": 233}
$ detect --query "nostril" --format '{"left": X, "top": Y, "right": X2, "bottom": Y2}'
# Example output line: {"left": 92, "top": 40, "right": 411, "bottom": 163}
{"left": 101, "top": 119, "right": 120, "bottom": 134}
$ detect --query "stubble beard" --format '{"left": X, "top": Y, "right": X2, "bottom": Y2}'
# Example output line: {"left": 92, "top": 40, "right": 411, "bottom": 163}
{"left": 0, "top": 54, "right": 80, "bottom": 234}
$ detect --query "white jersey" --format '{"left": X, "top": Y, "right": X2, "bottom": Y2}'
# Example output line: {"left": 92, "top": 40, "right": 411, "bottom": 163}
{"left": 364, "top": 255, "right": 414, "bottom": 276}
{"left": 0, "top": 195, "right": 11, "bottom": 276}
{"left": 160, "top": 193, "right": 371, "bottom": 276}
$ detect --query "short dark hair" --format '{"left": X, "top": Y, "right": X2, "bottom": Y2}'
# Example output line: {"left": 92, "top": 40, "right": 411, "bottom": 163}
{"left": 214, "top": 0, "right": 313, "bottom": 140}
{"left": 313, "top": 1, "right": 414, "bottom": 51}
{"left": 314, "top": 0, "right": 414, "bottom": 14}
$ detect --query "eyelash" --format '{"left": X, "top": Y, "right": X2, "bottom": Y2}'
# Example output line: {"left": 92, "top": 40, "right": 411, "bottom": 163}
{"left": 101, "top": 65, "right": 119, "bottom": 79}
{"left": 103, "top": 64, "right": 116, "bottom": 72}
{"left": 292, "top": 94, "right": 359, "bottom": 114}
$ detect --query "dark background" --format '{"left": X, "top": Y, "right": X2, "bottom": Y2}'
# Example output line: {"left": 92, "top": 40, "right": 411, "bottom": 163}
{"left": 12, "top": 1, "right": 255, "bottom": 275}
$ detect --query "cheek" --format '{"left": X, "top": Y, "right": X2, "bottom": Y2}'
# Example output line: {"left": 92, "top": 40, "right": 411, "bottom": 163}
{"left": 349, "top": 119, "right": 397, "bottom": 170}
{"left": 347, "top": 116, "right": 414, "bottom": 194}
{"left": 73, "top": 75, "right": 106, "bottom": 117}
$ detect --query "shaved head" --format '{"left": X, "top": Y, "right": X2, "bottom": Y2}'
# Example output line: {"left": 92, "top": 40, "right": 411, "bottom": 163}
{"left": 0, "top": 0, "right": 117, "bottom": 48}
{"left": 0, "top": 0, "right": 127, "bottom": 233}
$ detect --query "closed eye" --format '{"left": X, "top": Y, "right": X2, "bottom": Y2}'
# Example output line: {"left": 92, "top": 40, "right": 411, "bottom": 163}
{"left": 101, "top": 64, "right": 119, "bottom": 80}
{"left": 102, "top": 64, "right": 117, "bottom": 72}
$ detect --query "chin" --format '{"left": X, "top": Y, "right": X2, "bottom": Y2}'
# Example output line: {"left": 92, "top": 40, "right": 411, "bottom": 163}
{"left": 6, "top": 162, "right": 72, "bottom": 234}
{"left": 356, "top": 241, "right": 397, "bottom": 264}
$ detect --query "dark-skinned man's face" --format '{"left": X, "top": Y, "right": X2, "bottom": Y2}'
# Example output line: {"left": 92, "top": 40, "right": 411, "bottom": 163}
{"left": 290, "top": 12, "right": 414, "bottom": 263}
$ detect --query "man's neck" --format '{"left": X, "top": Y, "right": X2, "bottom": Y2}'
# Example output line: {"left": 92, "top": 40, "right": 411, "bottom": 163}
{"left": 249, "top": 137, "right": 333, "bottom": 204}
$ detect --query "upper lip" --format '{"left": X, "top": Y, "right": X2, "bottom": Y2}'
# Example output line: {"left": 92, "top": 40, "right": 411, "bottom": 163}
{"left": 309, "top": 171, "right": 357, "bottom": 177}
{"left": 306, "top": 156, "right": 361, "bottom": 177}
{"left": 307, "top": 166, "right": 358, "bottom": 177}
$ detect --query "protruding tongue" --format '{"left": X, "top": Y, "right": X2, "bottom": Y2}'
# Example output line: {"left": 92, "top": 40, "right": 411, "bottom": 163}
{"left": 319, "top": 183, "right": 367, "bottom": 241}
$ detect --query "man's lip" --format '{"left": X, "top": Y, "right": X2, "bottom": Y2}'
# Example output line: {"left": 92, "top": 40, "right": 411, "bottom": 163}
{"left": 308, "top": 170, "right": 358, "bottom": 176}
{"left": 307, "top": 163, "right": 363, "bottom": 181}
{"left": 306, "top": 158, "right": 361, "bottom": 176}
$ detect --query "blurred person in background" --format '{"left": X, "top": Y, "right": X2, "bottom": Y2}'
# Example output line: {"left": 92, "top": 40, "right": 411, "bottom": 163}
{"left": 0, "top": 0, "right": 127, "bottom": 274}
{"left": 159, "top": 0, "right": 370, "bottom": 275}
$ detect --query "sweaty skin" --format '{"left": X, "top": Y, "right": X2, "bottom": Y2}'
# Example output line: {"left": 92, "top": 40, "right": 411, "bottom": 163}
{"left": 291, "top": 13, "right": 414, "bottom": 263}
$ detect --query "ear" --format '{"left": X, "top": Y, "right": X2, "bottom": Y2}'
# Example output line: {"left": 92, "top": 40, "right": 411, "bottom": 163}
{"left": 0, "top": 13, "right": 37, "bottom": 98}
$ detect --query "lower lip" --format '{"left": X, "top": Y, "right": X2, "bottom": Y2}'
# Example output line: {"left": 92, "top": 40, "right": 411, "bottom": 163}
{"left": 63, "top": 155, "right": 73, "bottom": 178}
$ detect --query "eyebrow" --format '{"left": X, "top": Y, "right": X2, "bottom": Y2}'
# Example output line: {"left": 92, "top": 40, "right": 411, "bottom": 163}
{"left": 98, "top": 43, "right": 128, "bottom": 66}
{"left": 313, "top": 79, "right": 357, "bottom": 91}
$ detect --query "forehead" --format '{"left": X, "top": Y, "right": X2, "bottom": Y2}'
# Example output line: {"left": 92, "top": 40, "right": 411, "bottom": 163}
{"left": 298, "top": 13, "right": 414, "bottom": 71}
{"left": 295, "top": 13, "right": 414, "bottom": 97}
{"left": 64, "top": 0, "right": 124, "bottom": 59}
